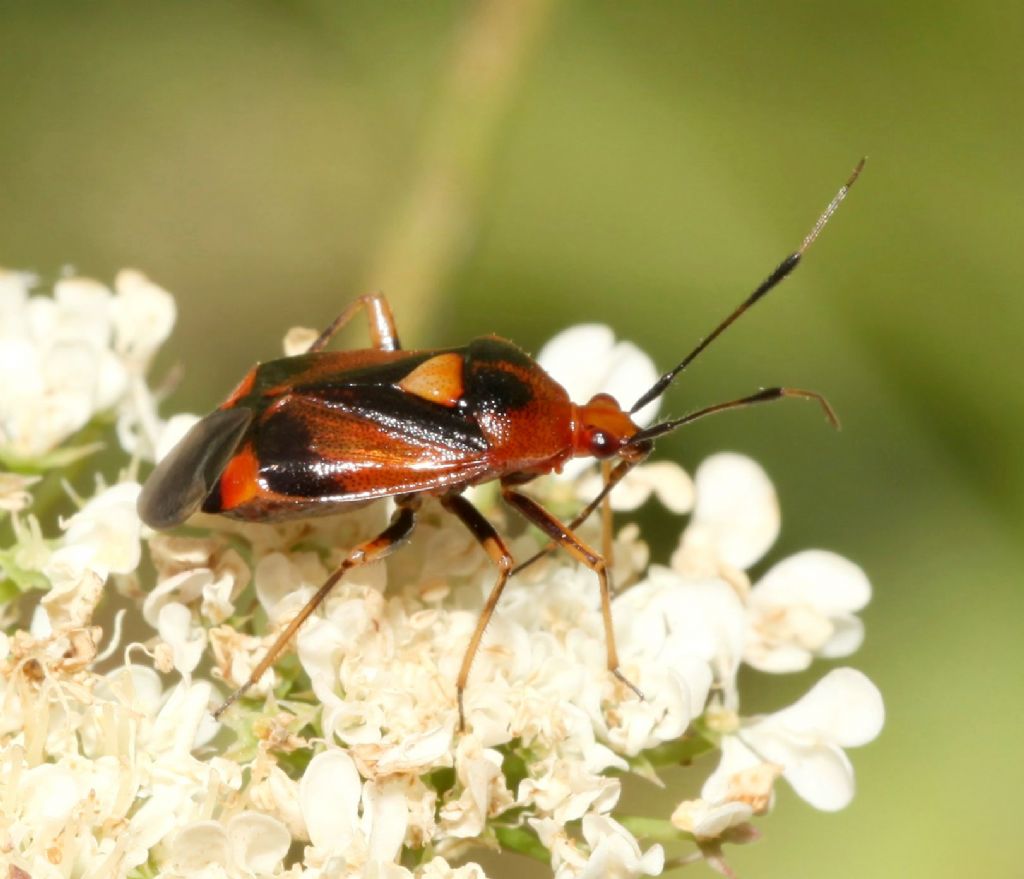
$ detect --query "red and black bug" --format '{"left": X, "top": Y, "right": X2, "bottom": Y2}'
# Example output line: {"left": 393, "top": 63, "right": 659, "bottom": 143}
{"left": 138, "top": 160, "right": 863, "bottom": 724}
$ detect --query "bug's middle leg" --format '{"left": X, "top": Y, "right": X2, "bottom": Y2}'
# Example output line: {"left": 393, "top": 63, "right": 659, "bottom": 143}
{"left": 502, "top": 485, "right": 643, "bottom": 701}
{"left": 308, "top": 292, "right": 401, "bottom": 353}
{"left": 440, "top": 492, "right": 514, "bottom": 730}
{"left": 600, "top": 459, "right": 615, "bottom": 572}
{"left": 213, "top": 496, "right": 419, "bottom": 719}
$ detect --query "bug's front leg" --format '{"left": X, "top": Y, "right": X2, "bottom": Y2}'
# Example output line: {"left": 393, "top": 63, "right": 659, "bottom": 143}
{"left": 213, "top": 496, "right": 419, "bottom": 719}
{"left": 501, "top": 485, "right": 644, "bottom": 702}
{"left": 307, "top": 292, "right": 401, "bottom": 353}
{"left": 510, "top": 452, "right": 648, "bottom": 577}
{"left": 440, "top": 492, "right": 513, "bottom": 731}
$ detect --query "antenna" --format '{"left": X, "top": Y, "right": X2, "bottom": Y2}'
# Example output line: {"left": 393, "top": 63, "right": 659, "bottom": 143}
{"left": 629, "top": 158, "right": 865, "bottom": 415}
{"left": 628, "top": 386, "right": 839, "bottom": 447}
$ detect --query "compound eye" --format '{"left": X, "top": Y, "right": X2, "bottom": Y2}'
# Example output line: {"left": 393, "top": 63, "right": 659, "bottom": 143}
{"left": 588, "top": 429, "right": 615, "bottom": 458}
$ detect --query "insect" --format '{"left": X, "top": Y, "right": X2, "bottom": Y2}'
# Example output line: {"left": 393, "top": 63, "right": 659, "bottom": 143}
{"left": 138, "top": 159, "right": 863, "bottom": 725}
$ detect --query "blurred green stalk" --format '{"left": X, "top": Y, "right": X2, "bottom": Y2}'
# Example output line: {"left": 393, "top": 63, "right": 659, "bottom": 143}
{"left": 361, "top": 0, "right": 559, "bottom": 306}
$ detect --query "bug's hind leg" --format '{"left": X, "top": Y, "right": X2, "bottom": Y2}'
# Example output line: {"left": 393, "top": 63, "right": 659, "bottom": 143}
{"left": 212, "top": 497, "right": 419, "bottom": 719}
{"left": 440, "top": 492, "right": 513, "bottom": 731}
{"left": 308, "top": 293, "right": 401, "bottom": 353}
{"left": 502, "top": 485, "right": 644, "bottom": 703}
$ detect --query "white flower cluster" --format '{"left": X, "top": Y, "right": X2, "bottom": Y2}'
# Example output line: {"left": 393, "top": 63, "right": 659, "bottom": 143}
{"left": 0, "top": 277, "right": 883, "bottom": 879}
{"left": 0, "top": 269, "right": 175, "bottom": 467}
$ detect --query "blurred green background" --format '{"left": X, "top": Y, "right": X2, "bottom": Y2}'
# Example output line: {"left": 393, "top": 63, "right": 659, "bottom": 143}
{"left": 2, "top": 1, "right": 1021, "bottom": 876}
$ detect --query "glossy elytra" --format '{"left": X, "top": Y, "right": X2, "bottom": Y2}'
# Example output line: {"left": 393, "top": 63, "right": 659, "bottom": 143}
{"left": 139, "top": 160, "right": 864, "bottom": 725}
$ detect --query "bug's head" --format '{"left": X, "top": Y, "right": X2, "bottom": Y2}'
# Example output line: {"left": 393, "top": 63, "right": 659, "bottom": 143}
{"left": 573, "top": 393, "right": 650, "bottom": 462}
{"left": 137, "top": 406, "right": 253, "bottom": 530}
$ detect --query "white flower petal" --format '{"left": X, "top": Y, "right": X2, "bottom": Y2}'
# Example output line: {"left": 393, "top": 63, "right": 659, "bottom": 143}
{"left": 723, "top": 669, "right": 883, "bottom": 812}
{"left": 616, "top": 566, "right": 744, "bottom": 690}
{"left": 647, "top": 461, "right": 696, "bottom": 514}
{"left": 151, "top": 680, "right": 215, "bottom": 754}
{"left": 20, "top": 763, "right": 80, "bottom": 826}
{"left": 701, "top": 734, "right": 763, "bottom": 804}
{"left": 364, "top": 779, "right": 411, "bottom": 864}
{"left": 537, "top": 325, "right": 616, "bottom": 401}
{"left": 597, "top": 339, "right": 661, "bottom": 428}
{"left": 537, "top": 323, "right": 660, "bottom": 426}
{"left": 40, "top": 555, "right": 104, "bottom": 631}
{"left": 143, "top": 568, "right": 210, "bottom": 627}
{"left": 745, "top": 552, "right": 871, "bottom": 671}
{"left": 97, "top": 664, "right": 165, "bottom": 716}
{"left": 296, "top": 616, "right": 345, "bottom": 705}
{"left": 609, "top": 572, "right": 716, "bottom": 750}
{"left": 61, "top": 482, "right": 143, "bottom": 576}
{"left": 284, "top": 325, "right": 320, "bottom": 356}
{"left": 52, "top": 277, "right": 114, "bottom": 348}
{"left": 671, "top": 798, "right": 754, "bottom": 839}
{"left": 0, "top": 471, "right": 40, "bottom": 512}
{"left": 199, "top": 558, "right": 248, "bottom": 624}
{"left": 440, "top": 738, "right": 512, "bottom": 838}
{"left": 747, "top": 730, "right": 856, "bottom": 812}
{"left": 226, "top": 811, "right": 291, "bottom": 873}
{"left": 128, "top": 794, "right": 188, "bottom": 863}
{"left": 112, "top": 269, "right": 176, "bottom": 364}
{"left": 372, "top": 724, "right": 454, "bottom": 775}
{"left": 744, "top": 640, "right": 813, "bottom": 673}
{"left": 578, "top": 460, "right": 694, "bottom": 514}
{"left": 255, "top": 551, "right": 324, "bottom": 623}
{"left": 94, "top": 347, "right": 130, "bottom": 409}
{"left": 169, "top": 821, "right": 231, "bottom": 870}
{"left": 818, "top": 615, "right": 865, "bottom": 658}
{"left": 579, "top": 813, "right": 664, "bottom": 878}
{"left": 753, "top": 550, "right": 871, "bottom": 613}
{"left": 680, "top": 453, "right": 780, "bottom": 570}
{"left": 774, "top": 667, "right": 884, "bottom": 748}
{"left": 157, "top": 601, "right": 207, "bottom": 675}
{"left": 418, "top": 858, "right": 488, "bottom": 879}
{"left": 300, "top": 749, "right": 362, "bottom": 850}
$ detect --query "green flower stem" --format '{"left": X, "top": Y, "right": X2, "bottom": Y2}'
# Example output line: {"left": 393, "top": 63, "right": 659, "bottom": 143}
{"left": 618, "top": 815, "right": 695, "bottom": 846}
{"left": 639, "top": 730, "right": 718, "bottom": 769}
{"left": 493, "top": 824, "right": 550, "bottom": 863}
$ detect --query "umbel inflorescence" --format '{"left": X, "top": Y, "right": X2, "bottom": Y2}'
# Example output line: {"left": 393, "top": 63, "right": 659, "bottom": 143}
{"left": 0, "top": 271, "right": 883, "bottom": 878}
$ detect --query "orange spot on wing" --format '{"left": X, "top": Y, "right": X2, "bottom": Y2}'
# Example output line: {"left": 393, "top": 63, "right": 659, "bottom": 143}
{"left": 397, "top": 352, "right": 465, "bottom": 407}
{"left": 221, "top": 367, "right": 258, "bottom": 408}
{"left": 218, "top": 445, "right": 260, "bottom": 510}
